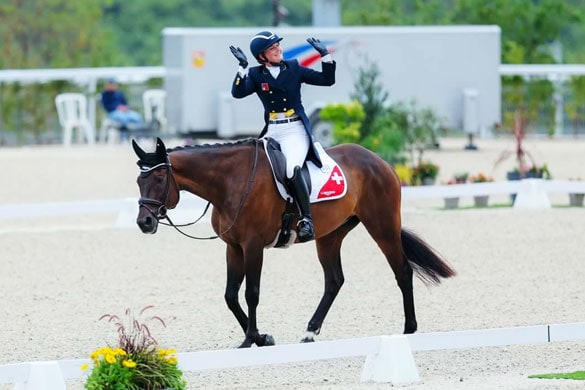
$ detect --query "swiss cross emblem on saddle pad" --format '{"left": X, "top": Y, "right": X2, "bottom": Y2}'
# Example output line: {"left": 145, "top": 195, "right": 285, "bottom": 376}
{"left": 262, "top": 138, "right": 348, "bottom": 203}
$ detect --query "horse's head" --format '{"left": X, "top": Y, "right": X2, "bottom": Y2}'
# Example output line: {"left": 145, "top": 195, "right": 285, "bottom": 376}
{"left": 132, "top": 137, "right": 180, "bottom": 234}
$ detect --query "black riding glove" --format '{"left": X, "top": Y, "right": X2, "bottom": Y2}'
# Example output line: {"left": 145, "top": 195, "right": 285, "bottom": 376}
{"left": 307, "top": 37, "right": 329, "bottom": 57}
{"left": 229, "top": 46, "right": 248, "bottom": 69}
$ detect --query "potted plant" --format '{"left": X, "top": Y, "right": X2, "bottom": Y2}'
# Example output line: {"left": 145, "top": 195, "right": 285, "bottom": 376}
{"left": 525, "top": 163, "right": 552, "bottom": 179}
{"left": 453, "top": 172, "right": 469, "bottom": 184}
{"left": 412, "top": 161, "right": 439, "bottom": 186}
{"left": 442, "top": 173, "right": 468, "bottom": 209}
{"left": 469, "top": 173, "right": 494, "bottom": 207}
{"left": 83, "top": 306, "right": 186, "bottom": 390}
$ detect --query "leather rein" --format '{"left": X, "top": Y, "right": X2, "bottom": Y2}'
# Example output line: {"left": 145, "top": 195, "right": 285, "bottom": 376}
{"left": 138, "top": 140, "right": 260, "bottom": 240}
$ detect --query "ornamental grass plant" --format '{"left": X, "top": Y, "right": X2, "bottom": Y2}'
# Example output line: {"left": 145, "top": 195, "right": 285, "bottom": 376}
{"left": 83, "top": 306, "right": 186, "bottom": 390}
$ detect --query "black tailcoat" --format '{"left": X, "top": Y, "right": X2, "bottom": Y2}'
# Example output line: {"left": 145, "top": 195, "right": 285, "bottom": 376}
{"left": 231, "top": 59, "right": 336, "bottom": 167}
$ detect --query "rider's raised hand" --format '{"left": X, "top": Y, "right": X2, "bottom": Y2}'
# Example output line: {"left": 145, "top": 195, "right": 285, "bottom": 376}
{"left": 306, "top": 37, "right": 329, "bottom": 57}
{"left": 230, "top": 46, "right": 248, "bottom": 69}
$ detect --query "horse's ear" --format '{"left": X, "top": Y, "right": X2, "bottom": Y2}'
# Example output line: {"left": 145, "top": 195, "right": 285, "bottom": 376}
{"left": 132, "top": 139, "right": 147, "bottom": 160}
{"left": 155, "top": 137, "right": 167, "bottom": 158}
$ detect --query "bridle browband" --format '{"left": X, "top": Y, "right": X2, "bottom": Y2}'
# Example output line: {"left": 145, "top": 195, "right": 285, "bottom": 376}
{"left": 137, "top": 140, "right": 260, "bottom": 240}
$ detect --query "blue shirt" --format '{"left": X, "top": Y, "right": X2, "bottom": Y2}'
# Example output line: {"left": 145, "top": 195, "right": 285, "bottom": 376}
{"left": 101, "top": 90, "right": 127, "bottom": 113}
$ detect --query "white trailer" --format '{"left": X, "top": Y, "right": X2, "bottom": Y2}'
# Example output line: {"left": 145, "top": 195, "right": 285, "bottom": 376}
{"left": 163, "top": 26, "right": 501, "bottom": 143}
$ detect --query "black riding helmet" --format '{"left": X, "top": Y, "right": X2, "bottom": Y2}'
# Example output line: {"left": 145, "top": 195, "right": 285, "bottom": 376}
{"left": 250, "top": 31, "right": 283, "bottom": 63}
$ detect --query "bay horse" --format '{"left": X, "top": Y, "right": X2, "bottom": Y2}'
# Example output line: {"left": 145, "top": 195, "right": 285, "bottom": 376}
{"left": 132, "top": 137, "right": 455, "bottom": 348}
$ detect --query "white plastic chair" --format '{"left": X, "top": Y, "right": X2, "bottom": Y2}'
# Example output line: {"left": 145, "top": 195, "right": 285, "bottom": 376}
{"left": 142, "top": 89, "right": 167, "bottom": 133}
{"left": 54, "top": 93, "right": 95, "bottom": 146}
{"left": 96, "top": 93, "right": 122, "bottom": 144}
{"left": 98, "top": 116, "right": 122, "bottom": 144}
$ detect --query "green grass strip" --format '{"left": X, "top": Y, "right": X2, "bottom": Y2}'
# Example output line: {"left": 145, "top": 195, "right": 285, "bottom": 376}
{"left": 529, "top": 371, "right": 585, "bottom": 380}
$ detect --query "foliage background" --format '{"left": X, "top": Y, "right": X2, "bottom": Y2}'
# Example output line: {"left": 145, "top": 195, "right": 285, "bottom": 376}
{"left": 0, "top": 0, "right": 584, "bottom": 143}
{"left": 1, "top": 0, "right": 584, "bottom": 70}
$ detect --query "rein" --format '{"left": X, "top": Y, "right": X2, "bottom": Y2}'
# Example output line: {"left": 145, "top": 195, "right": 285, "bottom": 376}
{"left": 138, "top": 140, "right": 260, "bottom": 240}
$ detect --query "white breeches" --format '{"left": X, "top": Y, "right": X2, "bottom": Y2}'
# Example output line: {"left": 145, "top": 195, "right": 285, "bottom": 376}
{"left": 265, "top": 120, "right": 310, "bottom": 178}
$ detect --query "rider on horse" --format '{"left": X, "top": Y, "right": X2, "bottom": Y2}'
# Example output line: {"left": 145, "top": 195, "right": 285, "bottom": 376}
{"left": 230, "top": 31, "right": 336, "bottom": 242}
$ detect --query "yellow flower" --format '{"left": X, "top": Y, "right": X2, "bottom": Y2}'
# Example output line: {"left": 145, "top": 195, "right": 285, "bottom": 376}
{"left": 81, "top": 363, "right": 89, "bottom": 371}
{"left": 105, "top": 354, "right": 116, "bottom": 364}
{"left": 122, "top": 359, "right": 137, "bottom": 368}
{"left": 158, "top": 348, "right": 177, "bottom": 356}
{"left": 166, "top": 356, "right": 178, "bottom": 365}
{"left": 393, "top": 164, "right": 413, "bottom": 185}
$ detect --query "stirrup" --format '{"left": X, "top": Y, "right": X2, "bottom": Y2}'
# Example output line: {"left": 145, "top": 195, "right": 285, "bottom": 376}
{"left": 297, "top": 217, "right": 314, "bottom": 242}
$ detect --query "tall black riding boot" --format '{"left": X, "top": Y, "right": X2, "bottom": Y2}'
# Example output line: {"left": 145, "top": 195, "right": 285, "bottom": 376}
{"left": 288, "top": 166, "right": 314, "bottom": 242}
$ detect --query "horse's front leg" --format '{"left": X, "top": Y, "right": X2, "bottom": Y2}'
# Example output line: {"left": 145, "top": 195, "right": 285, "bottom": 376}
{"left": 239, "top": 243, "right": 275, "bottom": 348}
{"left": 225, "top": 242, "right": 275, "bottom": 348}
{"left": 224, "top": 244, "right": 248, "bottom": 333}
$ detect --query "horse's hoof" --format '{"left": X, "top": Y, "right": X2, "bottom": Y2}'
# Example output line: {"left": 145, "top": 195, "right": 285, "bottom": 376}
{"left": 300, "top": 330, "right": 316, "bottom": 343}
{"left": 258, "top": 334, "right": 275, "bottom": 346}
{"left": 404, "top": 321, "right": 417, "bottom": 334}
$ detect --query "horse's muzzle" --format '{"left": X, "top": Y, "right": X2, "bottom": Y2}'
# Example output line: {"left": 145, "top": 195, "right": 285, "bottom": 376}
{"left": 137, "top": 214, "right": 158, "bottom": 234}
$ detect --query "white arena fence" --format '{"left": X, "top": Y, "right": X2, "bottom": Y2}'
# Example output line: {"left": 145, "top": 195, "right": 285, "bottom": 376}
{"left": 2, "top": 179, "right": 585, "bottom": 228}
{"left": 1, "top": 322, "right": 584, "bottom": 388}
{"left": 2, "top": 181, "right": 585, "bottom": 388}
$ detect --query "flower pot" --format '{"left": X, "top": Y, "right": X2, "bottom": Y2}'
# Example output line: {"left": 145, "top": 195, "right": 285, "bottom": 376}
{"left": 525, "top": 171, "right": 543, "bottom": 179}
{"left": 506, "top": 171, "right": 521, "bottom": 181}
{"left": 569, "top": 193, "right": 584, "bottom": 207}
{"left": 421, "top": 177, "right": 436, "bottom": 186}
{"left": 506, "top": 171, "right": 520, "bottom": 203}
{"left": 443, "top": 197, "right": 459, "bottom": 209}
{"left": 473, "top": 195, "right": 489, "bottom": 208}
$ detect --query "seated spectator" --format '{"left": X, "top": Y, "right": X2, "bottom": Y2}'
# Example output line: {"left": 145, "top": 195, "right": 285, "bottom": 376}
{"left": 101, "top": 78, "right": 144, "bottom": 131}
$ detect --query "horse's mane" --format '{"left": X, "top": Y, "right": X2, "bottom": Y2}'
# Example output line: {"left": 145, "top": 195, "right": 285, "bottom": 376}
{"left": 167, "top": 138, "right": 257, "bottom": 154}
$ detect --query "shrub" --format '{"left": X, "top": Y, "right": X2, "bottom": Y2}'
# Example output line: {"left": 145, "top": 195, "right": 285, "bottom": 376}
{"left": 83, "top": 306, "right": 186, "bottom": 390}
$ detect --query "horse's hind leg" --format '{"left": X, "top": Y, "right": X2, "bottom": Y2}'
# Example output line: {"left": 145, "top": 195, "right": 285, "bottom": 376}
{"left": 391, "top": 249, "right": 417, "bottom": 334}
{"left": 361, "top": 217, "right": 417, "bottom": 334}
{"left": 302, "top": 217, "right": 360, "bottom": 343}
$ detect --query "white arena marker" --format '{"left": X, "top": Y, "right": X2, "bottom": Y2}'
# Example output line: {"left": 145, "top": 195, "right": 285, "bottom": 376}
{"left": 513, "top": 179, "right": 551, "bottom": 209}
{"left": 114, "top": 198, "right": 140, "bottom": 229}
{"left": 14, "top": 361, "right": 65, "bottom": 390}
{"left": 360, "top": 335, "right": 419, "bottom": 383}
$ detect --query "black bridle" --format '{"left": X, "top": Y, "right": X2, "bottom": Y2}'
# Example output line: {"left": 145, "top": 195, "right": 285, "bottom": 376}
{"left": 138, "top": 161, "right": 174, "bottom": 220}
{"left": 137, "top": 140, "right": 260, "bottom": 240}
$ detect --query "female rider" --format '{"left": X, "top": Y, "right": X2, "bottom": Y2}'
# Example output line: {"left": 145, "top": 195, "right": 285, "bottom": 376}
{"left": 229, "top": 31, "right": 336, "bottom": 242}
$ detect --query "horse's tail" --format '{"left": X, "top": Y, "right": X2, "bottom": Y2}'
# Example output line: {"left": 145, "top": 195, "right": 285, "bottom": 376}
{"left": 401, "top": 228, "right": 456, "bottom": 285}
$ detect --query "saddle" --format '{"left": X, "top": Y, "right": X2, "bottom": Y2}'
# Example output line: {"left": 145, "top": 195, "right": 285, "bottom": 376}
{"left": 262, "top": 137, "right": 348, "bottom": 248}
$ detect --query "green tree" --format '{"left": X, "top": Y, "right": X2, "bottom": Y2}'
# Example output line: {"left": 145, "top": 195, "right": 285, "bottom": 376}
{"left": 0, "top": 0, "right": 119, "bottom": 69}
{"left": 451, "top": 0, "right": 581, "bottom": 64}
{"left": 565, "top": 76, "right": 585, "bottom": 136}
{"left": 341, "top": 0, "right": 583, "bottom": 65}
{"left": 349, "top": 60, "right": 388, "bottom": 141}
{"left": 102, "top": 0, "right": 313, "bottom": 66}
{"left": 0, "top": 0, "right": 120, "bottom": 142}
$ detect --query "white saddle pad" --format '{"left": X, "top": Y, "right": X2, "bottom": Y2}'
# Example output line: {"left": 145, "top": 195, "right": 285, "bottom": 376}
{"left": 263, "top": 140, "right": 348, "bottom": 203}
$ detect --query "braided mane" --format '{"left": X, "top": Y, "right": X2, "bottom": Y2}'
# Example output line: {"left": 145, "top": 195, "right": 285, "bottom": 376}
{"left": 167, "top": 138, "right": 257, "bottom": 153}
